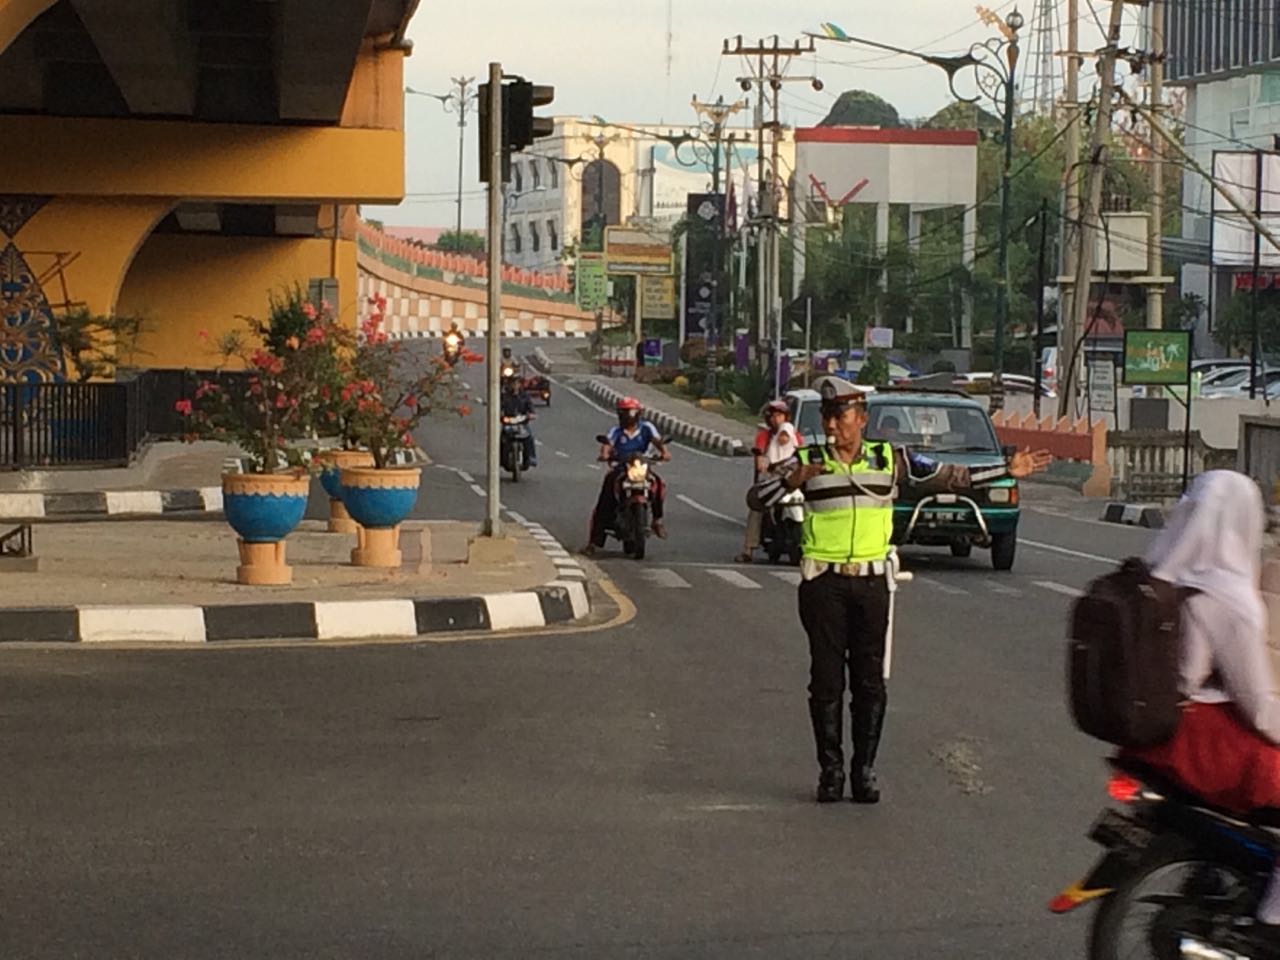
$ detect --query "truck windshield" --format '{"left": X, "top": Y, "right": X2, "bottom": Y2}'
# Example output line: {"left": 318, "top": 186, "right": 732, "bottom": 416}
{"left": 865, "top": 403, "right": 999, "bottom": 454}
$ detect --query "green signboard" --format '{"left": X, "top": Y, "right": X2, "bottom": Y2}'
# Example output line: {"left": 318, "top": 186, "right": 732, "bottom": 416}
{"left": 575, "top": 254, "right": 608, "bottom": 312}
{"left": 1123, "top": 330, "right": 1192, "bottom": 385}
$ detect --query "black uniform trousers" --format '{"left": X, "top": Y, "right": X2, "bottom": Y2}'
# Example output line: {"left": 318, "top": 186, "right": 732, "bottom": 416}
{"left": 798, "top": 570, "right": 890, "bottom": 705}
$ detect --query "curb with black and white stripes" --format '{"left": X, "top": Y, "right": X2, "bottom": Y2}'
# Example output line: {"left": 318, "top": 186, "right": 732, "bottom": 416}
{"left": 0, "top": 512, "right": 591, "bottom": 645}
{"left": 585, "top": 379, "right": 745, "bottom": 457}
{"left": 388, "top": 329, "right": 589, "bottom": 341}
{"left": 0, "top": 487, "right": 224, "bottom": 520}
{"left": 1101, "top": 502, "right": 1164, "bottom": 529}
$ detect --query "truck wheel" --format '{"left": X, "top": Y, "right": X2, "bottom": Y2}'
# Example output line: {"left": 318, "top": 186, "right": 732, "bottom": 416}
{"left": 991, "top": 533, "right": 1016, "bottom": 571}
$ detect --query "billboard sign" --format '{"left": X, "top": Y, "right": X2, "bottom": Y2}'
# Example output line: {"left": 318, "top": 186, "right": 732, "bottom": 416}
{"left": 641, "top": 275, "right": 676, "bottom": 320}
{"left": 575, "top": 253, "right": 608, "bottom": 311}
{"left": 1211, "top": 151, "right": 1280, "bottom": 267}
{"left": 604, "top": 225, "right": 672, "bottom": 275}
{"left": 1123, "top": 330, "right": 1192, "bottom": 385}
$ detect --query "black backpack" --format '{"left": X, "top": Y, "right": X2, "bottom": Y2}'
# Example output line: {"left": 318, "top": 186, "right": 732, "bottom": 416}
{"left": 1068, "top": 558, "right": 1190, "bottom": 749}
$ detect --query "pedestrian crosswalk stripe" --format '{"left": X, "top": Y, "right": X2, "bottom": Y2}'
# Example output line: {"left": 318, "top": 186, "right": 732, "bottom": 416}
{"left": 1034, "top": 580, "right": 1083, "bottom": 598}
{"left": 914, "top": 575, "right": 966, "bottom": 596}
{"left": 983, "top": 579, "right": 1021, "bottom": 596}
{"left": 640, "top": 568, "right": 692, "bottom": 589}
{"left": 771, "top": 570, "right": 802, "bottom": 585}
{"left": 707, "top": 569, "right": 762, "bottom": 590}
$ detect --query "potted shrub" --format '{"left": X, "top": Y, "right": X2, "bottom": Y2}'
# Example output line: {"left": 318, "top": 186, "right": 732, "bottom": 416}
{"left": 339, "top": 294, "right": 473, "bottom": 567}
{"left": 176, "top": 322, "right": 315, "bottom": 586}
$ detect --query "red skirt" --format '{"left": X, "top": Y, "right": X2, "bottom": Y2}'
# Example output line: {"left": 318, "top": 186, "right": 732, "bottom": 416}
{"left": 1127, "top": 702, "right": 1280, "bottom": 814}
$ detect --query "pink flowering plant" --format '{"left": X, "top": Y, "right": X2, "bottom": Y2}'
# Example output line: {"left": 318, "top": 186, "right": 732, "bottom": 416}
{"left": 343, "top": 295, "right": 477, "bottom": 469}
{"left": 175, "top": 332, "right": 310, "bottom": 473}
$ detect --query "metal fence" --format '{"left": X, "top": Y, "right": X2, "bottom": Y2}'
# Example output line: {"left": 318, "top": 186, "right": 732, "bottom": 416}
{"left": 0, "top": 369, "right": 246, "bottom": 470}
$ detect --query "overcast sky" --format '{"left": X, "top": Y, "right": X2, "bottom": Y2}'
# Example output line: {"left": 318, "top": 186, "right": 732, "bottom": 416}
{"left": 368, "top": 0, "right": 1131, "bottom": 229}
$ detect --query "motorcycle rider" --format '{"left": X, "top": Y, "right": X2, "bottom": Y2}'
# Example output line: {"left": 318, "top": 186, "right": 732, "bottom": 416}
{"left": 443, "top": 322, "right": 464, "bottom": 364}
{"left": 752, "top": 376, "right": 1049, "bottom": 804}
{"left": 737, "top": 399, "right": 799, "bottom": 564}
{"left": 1120, "top": 470, "right": 1280, "bottom": 946}
{"left": 500, "top": 372, "right": 537, "bottom": 469}
{"left": 584, "top": 396, "right": 671, "bottom": 554}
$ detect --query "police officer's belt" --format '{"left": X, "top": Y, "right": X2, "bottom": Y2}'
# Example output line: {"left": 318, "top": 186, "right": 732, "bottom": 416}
{"left": 803, "top": 559, "right": 887, "bottom": 578}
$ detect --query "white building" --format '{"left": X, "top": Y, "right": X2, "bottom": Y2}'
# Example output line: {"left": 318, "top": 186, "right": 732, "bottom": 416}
{"left": 502, "top": 116, "right": 793, "bottom": 272}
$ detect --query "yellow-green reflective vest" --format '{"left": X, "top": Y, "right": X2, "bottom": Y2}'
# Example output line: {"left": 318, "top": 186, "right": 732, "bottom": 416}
{"left": 798, "top": 442, "right": 897, "bottom": 564}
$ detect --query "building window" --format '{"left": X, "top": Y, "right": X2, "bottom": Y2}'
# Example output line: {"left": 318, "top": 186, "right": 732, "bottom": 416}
{"left": 513, "top": 163, "right": 524, "bottom": 192}
{"left": 530, "top": 221, "right": 541, "bottom": 253}
{"left": 510, "top": 222, "right": 522, "bottom": 254}
{"left": 549, "top": 160, "right": 559, "bottom": 189}
{"left": 548, "top": 219, "right": 559, "bottom": 251}
{"left": 531, "top": 161, "right": 541, "bottom": 189}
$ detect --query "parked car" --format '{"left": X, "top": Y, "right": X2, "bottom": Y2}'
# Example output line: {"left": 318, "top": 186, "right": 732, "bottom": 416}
{"left": 785, "top": 387, "right": 1021, "bottom": 570}
{"left": 1201, "top": 368, "right": 1280, "bottom": 399}
{"left": 952, "top": 372, "right": 1057, "bottom": 398}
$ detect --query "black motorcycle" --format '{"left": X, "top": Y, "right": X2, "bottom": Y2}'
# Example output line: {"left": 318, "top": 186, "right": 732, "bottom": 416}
{"left": 1051, "top": 756, "right": 1280, "bottom": 959}
{"left": 760, "top": 488, "right": 804, "bottom": 565}
{"left": 595, "top": 434, "right": 660, "bottom": 560}
{"left": 500, "top": 414, "right": 532, "bottom": 482}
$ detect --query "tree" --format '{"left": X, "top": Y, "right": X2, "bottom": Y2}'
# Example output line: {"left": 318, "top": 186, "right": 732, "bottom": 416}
{"left": 819, "top": 90, "right": 903, "bottom": 128}
{"left": 1213, "top": 290, "right": 1280, "bottom": 356}
{"left": 433, "top": 230, "right": 486, "bottom": 255}
{"left": 53, "top": 308, "right": 148, "bottom": 381}
{"left": 924, "top": 101, "right": 1000, "bottom": 136}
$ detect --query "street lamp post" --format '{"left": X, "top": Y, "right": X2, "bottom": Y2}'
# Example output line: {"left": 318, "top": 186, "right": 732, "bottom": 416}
{"left": 407, "top": 78, "right": 477, "bottom": 251}
{"left": 810, "top": 13, "right": 1024, "bottom": 409}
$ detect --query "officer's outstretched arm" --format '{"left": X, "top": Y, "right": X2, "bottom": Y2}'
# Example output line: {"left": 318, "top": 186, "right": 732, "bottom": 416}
{"left": 894, "top": 447, "right": 1009, "bottom": 492}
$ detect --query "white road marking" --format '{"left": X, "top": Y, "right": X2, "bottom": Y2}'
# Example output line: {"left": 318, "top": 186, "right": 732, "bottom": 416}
{"left": 587, "top": 463, "right": 601, "bottom": 471}
{"left": 1035, "top": 580, "right": 1084, "bottom": 598}
{"left": 535, "top": 439, "right": 545, "bottom": 447}
{"left": 457, "top": 470, "right": 476, "bottom": 484}
{"left": 1021, "top": 539, "right": 1118, "bottom": 565}
{"left": 771, "top": 570, "right": 802, "bottom": 585}
{"left": 983, "top": 578, "right": 1022, "bottom": 596}
{"left": 639, "top": 568, "right": 693, "bottom": 589}
{"left": 505, "top": 510, "right": 528, "bottom": 524}
{"left": 469, "top": 483, "right": 487, "bottom": 497}
{"left": 671, "top": 441, "right": 725, "bottom": 461}
{"left": 707, "top": 568, "right": 762, "bottom": 589}
{"left": 555, "top": 450, "right": 571, "bottom": 458}
{"left": 676, "top": 494, "right": 747, "bottom": 527}
{"left": 549, "top": 377, "right": 614, "bottom": 416}
{"left": 913, "top": 575, "right": 966, "bottom": 596}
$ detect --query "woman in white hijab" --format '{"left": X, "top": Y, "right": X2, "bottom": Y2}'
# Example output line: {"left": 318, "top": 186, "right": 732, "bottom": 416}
{"left": 1130, "top": 470, "right": 1280, "bottom": 925}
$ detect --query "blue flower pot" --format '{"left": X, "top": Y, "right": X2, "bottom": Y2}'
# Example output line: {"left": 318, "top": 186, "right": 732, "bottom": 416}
{"left": 222, "top": 473, "right": 310, "bottom": 544}
{"left": 340, "top": 466, "right": 421, "bottom": 530}
{"left": 318, "top": 450, "right": 374, "bottom": 500}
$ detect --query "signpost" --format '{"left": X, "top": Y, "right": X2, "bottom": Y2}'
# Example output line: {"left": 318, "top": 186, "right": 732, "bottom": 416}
{"left": 604, "top": 226, "right": 673, "bottom": 275}
{"left": 640, "top": 275, "right": 676, "bottom": 320}
{"left": 1087, "top": 360, "right": 1116, "bottom": 414}
{"left": 575, "top": 253, "right": 608, "bottom": 312}
{"left": 1124, "top": 329, "right": 1194, "bottom": 492}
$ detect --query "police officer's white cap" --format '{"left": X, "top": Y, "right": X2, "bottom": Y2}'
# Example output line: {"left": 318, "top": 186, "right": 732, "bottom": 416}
{"left": 814, "top": 375, "right": 874, "bottom": 405}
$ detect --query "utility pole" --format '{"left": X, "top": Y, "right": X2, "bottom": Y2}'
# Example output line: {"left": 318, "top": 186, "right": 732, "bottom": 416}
{"left": 1034, "top": 198, "right": 1049, "bottom": 418}
{"left": 1058, "top": 0, "right": 1081, "bottom": 386}
{"left": 1060, "top": 0, "right": 1126, "bottom": 418}
{"left": 1145, "top": 0, "right": 1165, "bottom": 330}
{"left": 483, "top": 64, "right": 503, "bottom": 537}
{"left": 723, "top": 34, "right": 821, "bottom": 374}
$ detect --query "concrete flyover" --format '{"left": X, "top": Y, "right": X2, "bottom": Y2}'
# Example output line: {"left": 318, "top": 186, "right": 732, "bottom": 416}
{"left": 0, "top": 0, "right": 419, "bottom": 378}
{"left": 356, "top": 222, "right": 599, "bottom": 340}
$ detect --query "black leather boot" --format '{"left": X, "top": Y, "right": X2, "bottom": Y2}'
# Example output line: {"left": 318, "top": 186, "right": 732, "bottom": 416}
{"left": 850, "top": 693, "right": 886, "bottom": 804}
{"left": 808, "top": 699, "right": 844, "bottom": 803}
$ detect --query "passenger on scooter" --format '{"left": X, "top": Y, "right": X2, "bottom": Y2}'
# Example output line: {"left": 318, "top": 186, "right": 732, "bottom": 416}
{"left": 500, "top": 374, "right": 537, "bottom": 468}
{"left": 737, "top": 399, "right": 799, "bottom": 563}
{"left": 1124, "top": 471, "right": 1280, "bottom": 940}
{"left": 584, "top": 397, "right": 670, "bottom": 554}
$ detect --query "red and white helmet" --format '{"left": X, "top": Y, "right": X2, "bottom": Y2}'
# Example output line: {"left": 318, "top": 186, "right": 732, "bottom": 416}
{"left": 616, "top": 396, "right": 642, "bottom": 413}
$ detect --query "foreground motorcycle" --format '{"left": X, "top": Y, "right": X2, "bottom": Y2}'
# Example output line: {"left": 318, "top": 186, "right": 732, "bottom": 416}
{"left": 594, "top": 434, "right": 660, "bottom": 560}
{"left": 761, "top": 488, "right": 804, "bottom": 565}
{"left": 1050, "top": 757, "right": 1280, "bottom": 959}
{"left": 500, "top": 414, "right": 532, "bottom": 482}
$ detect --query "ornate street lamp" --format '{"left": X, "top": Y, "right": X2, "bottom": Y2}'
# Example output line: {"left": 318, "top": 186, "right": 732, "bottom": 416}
{"left": 810, "top": 12, "right": 1024, "bottom": 409}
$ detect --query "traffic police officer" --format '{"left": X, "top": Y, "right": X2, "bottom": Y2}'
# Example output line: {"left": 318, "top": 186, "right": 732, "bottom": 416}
{"left": 753, "top": 376, "right": 1049, "bottom": 804}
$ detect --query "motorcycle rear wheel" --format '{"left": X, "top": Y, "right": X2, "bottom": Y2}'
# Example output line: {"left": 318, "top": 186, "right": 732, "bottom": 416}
{"left": 1089, "top": 837, "right": 1255, "bottom": 960}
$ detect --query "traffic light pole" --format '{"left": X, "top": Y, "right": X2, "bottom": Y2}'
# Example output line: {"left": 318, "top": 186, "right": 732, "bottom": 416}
{"left": 483, "top": 61, "right": 503, "bottom": 538}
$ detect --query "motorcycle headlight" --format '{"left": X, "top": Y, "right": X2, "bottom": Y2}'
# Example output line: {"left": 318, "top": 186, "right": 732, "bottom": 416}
{"left": 626, "top": 462, "right": 649, "bottom": 483}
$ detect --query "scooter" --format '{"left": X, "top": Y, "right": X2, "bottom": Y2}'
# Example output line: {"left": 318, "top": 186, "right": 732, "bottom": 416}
{"left": 761, "top": 488, "right": 804, "bottom": 565}
{"left": 500, "top": 414, "right": 532, "bottom": 482}
{"left": 594, "top": 434, "right": 660, "bottom": 560}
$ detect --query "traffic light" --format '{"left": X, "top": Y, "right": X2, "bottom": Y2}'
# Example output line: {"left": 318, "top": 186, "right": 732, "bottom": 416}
{"left": 506, "top": 80, "right": 555, "bottom": 152}
{"left": 477, "top": 77, "right": 555, "bottom": 184}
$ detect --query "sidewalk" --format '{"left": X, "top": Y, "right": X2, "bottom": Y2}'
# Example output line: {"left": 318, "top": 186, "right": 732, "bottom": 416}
{"left": 0, "top": 441, "right": 238, "bottom": 493}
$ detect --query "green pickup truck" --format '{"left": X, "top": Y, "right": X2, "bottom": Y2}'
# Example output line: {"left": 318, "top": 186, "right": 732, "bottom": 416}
{"left": 786, "top": 387, "right": 1020, "bottom": 571}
